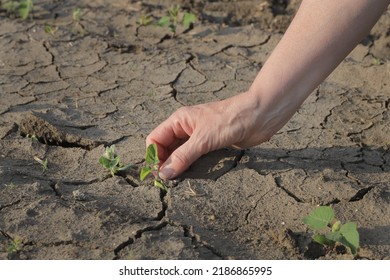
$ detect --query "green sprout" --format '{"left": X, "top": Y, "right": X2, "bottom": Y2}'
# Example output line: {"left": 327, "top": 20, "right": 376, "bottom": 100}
{"left": 5, "top": 182, "right": 16, "bottom": 188}
{"left": 33, "top": 156, "right": 48, "bottom": 174}
{"left": 157, "top": 4, "right": 196, "bottom": 35}
{"left": 140, "top": 143, "right": 168, "bottom": 192}
{"left": 25, "top": 133, "right": 38, "bottom": 142}
{"left": 71, "top": 7, "right": 87, "bottom": 35}
{"left": 99, "top": 145, "right": 134, "bottom": 177}
{"left": 303, "top": 206, "right": 360, "bottom": 256}
{"left": 44, "top": 24, "right": 58, "bottom": 35}
{"left": 2, "top": 0, "right": 33, "bottom": 20}
{"left": 72, "top": 7, "right": 82, "bottom": 22}
{"left": 137, "top": 12, "right": 153, "bottom": 26}
{"left": 7, "top": 238, "right": 22, "bottom": 254}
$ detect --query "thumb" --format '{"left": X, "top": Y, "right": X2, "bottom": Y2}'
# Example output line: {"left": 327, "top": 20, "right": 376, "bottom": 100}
{"left": 159, "top": 137, "right": 205, "bottom": 180}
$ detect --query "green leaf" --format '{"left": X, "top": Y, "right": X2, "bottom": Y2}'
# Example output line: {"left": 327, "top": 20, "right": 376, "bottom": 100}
{"left": 109, "top": 156, "right": 121, "bottom": 169}
{"left": 313, "top": 234, "right": 334, "bottom": 246}
{"left": 18, "top": 0, "right": 33, "bottom": 20}
{"left": 99, "top": 156, "right": 111, "bottom": 168}
{"left": 183, "top": 12, "right": 196, "bottom": 29}
{"left": 339, "top": 222, "right": 359, "bottom": 255}
{"left": 104, "top": 145, "right": 116, "bottom": 160}
{"left": 145, "top": 143, "right": 159, "bottom": 165}
{"left": 157, "top": 16, "right": 170, "bottom": 27}
{"left": 169, "top": 4, "right": 180, "bottom": 18}
{"left": 44, "top": 24, "right": 58, "bottom": 35}
{"left": 3, "top": 1, "right": 19, "bottom": 13}
{"left": 140, "top": 166, "right": 152, "bottom": 181}
{"left": 72, "top": 8, "right": 82, "bottom": 22}
{"left": 42, "top": 158, "right": 48, "bottom": 173}
{"left": 154, "top": 179, "right": 168, "bottom": 192}
{"left": 303, "top": 206, "right": 334, "bottom": 230}
{"left": 138, "top": 13, "right": 153, "bottom": 26}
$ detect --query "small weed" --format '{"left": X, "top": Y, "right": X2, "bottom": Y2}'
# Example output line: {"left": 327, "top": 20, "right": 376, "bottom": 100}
{"left": 371, "top": 57, "right": 384, "bottom": 66}
{"left": 71, "top": 7, "right": 87, "bottom": 35}
{"left": 44, "top": 24, "right": 58, "bottom": 35}
{"left": 2, "top": 0, "right": 33, "bottom": 20}
{"left": 140, "top": 143, "right": 168, "bottom": 192}
{"left": 7, "top": 238, "right": 22, "bottom": 254}
{"left": 25, "top": 133, "right": 38, "bottom": 142}
{"left": 99, "top": 145, "right": 135, "bottom": 177}
{"left": 33, "top": 156, "right": 48, "bottom": 174}
{"left": 72, "top": 7, "right": 82, "bottom": 22}
{"left": 303, "top": 206, "right": 359, "bottom": 256}
{"left": 157, "top": 4, "right": 196, "bottom": 35}
{"left": 137, "top": 12, "right": 153, "bottom": 26}
{"left": 5, "top": 182, "right": 16, "bottom": 188}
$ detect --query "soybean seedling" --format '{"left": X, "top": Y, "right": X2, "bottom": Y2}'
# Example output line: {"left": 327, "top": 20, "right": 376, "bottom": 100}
{"left": 5, "top": 182, "right": 16, "bottom": 189}
{"left": 44, "top": 24, "right": 58, "bottom": 35}
{"left": 33, "top": 156, "right": 48, "bottom": 174}
{"left": 71, "top": 7, "right": 87, "bottom": 35}
{"left": 7, "top": 238, "right": 22, "bottom": 254}
{"left": 2, "top": 0, "right": 33, "bottom": 20}
{"left": 25, "top": 133, "right": 38, "bottom": 142}
{"left": 140, "top": 143, "right": 168, "bottom": 192}
{"left": 137, "top": 12, "right": 153, "bottom": 26}
{"left": 157, "top": 4, "right": 196, "bottom": 35}
{"left": 303, "top": 206, "right": 360, "bottom": 255}
{"left": 72, "top": 7, "right": 82, "bottom": 22}
{"left": 99, "top": 145, "right": 135, "bottom": 177}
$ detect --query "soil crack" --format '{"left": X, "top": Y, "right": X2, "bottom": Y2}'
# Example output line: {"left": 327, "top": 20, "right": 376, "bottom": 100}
{"left": 113, "top": 222, "right": 168, "bottom": 259}
{"left": 273, "top": 175, "right": 303, "bottom": 203}
{"left": 0, "top": 199, "right": 21, "bottom": 212}
{"left": 182, "top": 224, "right": 224, "bottom": 259}
{"left": 348, "top": 186, "right": 374, "bottom": 202}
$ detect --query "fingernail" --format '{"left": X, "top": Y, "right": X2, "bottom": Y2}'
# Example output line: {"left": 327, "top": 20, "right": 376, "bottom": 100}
{"left": 159, "top": 165, "right": 174, "bottom": 180}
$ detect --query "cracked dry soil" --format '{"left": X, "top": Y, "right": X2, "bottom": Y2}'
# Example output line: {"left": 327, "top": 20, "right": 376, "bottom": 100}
{"left": 1, "top": 0, "right": 389, "bottom": 260}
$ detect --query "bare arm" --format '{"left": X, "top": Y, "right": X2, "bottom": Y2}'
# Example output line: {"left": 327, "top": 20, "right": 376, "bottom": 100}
{"left": 244, "top": 0, "right": 390, "bottom": 143}
{"left": 146, "top": 0, "right": 389, "bottom": 179}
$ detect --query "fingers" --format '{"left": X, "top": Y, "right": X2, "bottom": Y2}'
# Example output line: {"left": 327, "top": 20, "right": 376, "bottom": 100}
{"left": 146, "top": 106, "right": 212, "bottom": 179}
{"left": 146, "top": 108, "right": 192, "bottom": 162}
{"left": 159, "top": 136, "right": 206, "bottom": 180}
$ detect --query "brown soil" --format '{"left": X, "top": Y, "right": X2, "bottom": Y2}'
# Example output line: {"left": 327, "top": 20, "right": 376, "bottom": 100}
{"left": 0, "top": 0, "right": 389, "bottom": 260}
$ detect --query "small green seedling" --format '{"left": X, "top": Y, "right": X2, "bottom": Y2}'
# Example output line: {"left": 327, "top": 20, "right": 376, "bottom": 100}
{"left": 99, "top": 145, "right": 134, "bottom": 177}
{"left": 137, "top": 12, "right": 153, "bottom": 26}
{"left": 140, "top": 143, "right": 168, "bottom": 192}
{"left": 26, "top": 133, "right": 38, "bottom": 142}
{"left": 7, "top": 238, "right": 22, "bottom": 254}
{"left": 2, "top": 0, "right": 33, "bottom": 20}
{"left": 5, "top": 182, "right": 16, "bottom": 188}
{"left": 71, "top": 7, "right": 87, "bottom": 35}
{"left": 33, "top": 156, "right": 48, "bottom": 174}
{"left": 44, "top": 24, "right": 58, "bottom": 35}
{"left": 72, "top": 7, "right": 82, "bottom": 22}
{"left": 303, "top": 206, "right": 359, "bottom": 255}
{"left": 157, "top": 4, "right": 196, "bottom": 35}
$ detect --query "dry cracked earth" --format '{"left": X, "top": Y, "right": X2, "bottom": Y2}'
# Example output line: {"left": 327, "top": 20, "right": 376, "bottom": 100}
{"left": 0, "top": 0, "right": 389, "bottom": 260}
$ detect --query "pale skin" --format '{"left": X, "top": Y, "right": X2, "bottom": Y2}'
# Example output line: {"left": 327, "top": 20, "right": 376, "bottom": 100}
{"left": 146, "top": 0, "right": 390, "bottom": 180}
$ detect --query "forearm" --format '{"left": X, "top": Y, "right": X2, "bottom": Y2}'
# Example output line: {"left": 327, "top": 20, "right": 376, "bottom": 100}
{"left": 248, "top": 0, "right": 389, "bottom": 131}
{"left": 146, "top": 0, "right": 389, "bottom": 178}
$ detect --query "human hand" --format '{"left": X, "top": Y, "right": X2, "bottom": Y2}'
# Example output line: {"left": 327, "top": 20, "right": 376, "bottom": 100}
{"left": 147, "top": 0, "right": 389, "bottom": 180}
{"left": 146, "top": 91, "right": 284, "bottom": 179}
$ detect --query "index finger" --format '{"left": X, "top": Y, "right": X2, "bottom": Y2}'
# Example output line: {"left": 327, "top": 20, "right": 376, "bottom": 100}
{"left": 146, "top": 111, "right": 192, "bottom": 162}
